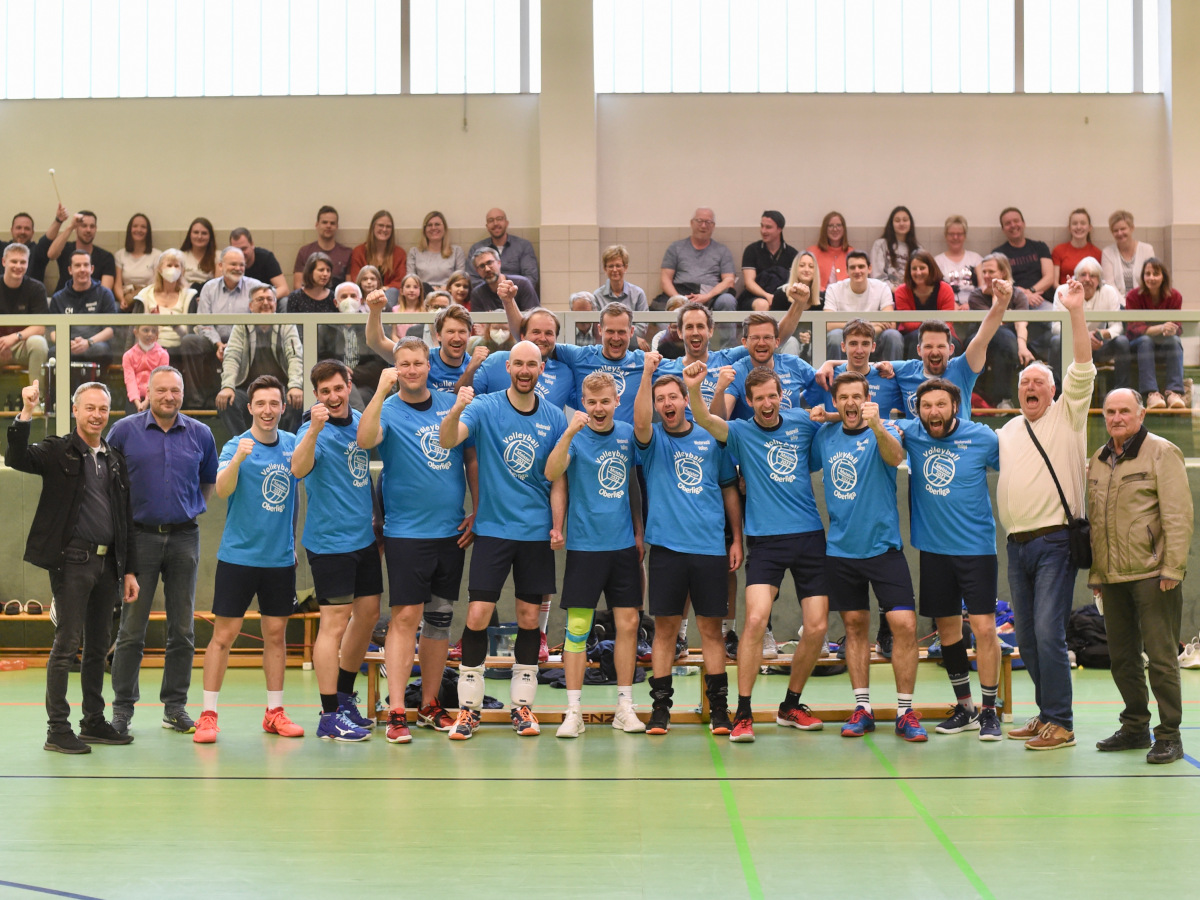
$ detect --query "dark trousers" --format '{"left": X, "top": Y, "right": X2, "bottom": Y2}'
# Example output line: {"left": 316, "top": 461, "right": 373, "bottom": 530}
{"left": 1101, "top": 577, "right": 1184, "bottom": 741}
{"left": 46, "top": 552, "right": 119, "bottom": 733}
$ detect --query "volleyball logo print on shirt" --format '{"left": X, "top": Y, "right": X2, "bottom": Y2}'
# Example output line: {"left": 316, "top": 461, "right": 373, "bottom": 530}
{"left": 922, "top": 450, "right": 956, "bottom": 490}
{"left": 767, "top": 442, "right": 798, "bottom": 477}
{"left": 347, "top": 444, "right": 370, "bottom": 485}
{"left": 503, "top": 434, "right": 537, "bottom": 477}
{"left": 830, "top": 456, "right": 857, "bottom": 493}
{"left": 419, "top": 429, "right": 450, "bottom": 465}
{"left": 262, "top": 468, "right": 291, "bottom": 506}
{"left": 674, "top": 453, "right": 704, "bottom": 489}
{"left": 597, "top": 454, "right": 627, "bottom": 493}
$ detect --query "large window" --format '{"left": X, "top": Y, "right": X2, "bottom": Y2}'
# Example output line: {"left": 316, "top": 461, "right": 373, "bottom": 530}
{"left": 594, "top": 0, "right": 1162, "bottom": 94}
{"left": 0, "top": 0, "right": 541, "bottom": 100}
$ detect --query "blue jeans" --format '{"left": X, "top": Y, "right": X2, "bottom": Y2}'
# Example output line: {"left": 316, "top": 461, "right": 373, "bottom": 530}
{"left": 1006, "top": 531, "right": 1077, "bottom": 730}
{"left": 1131, "top": 334, "right": 1184, "bottom": 395}
{"left": 110, "top": 524, "right": 201, "bottom": 716}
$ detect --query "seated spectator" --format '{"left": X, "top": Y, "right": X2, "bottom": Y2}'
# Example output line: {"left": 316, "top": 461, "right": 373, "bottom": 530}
{"left": 468, "top": 247, "right": 537, "bottom": 312}
{"left": 229, "top": 227, "right": 289, "bottom": 298}
{"left": 467, "top": 208, "right": 539, "bottom": 292}
{"left": 3, "top": 206, "right": 66, "bottom": 286}
{"left": 390, "top": 274, "right": 426, "bottom": 342}
{"left": 655, "top": 207, "right": 736, "bottom": 314}
{"left": 180, "top": 216, "right": 218, "bottom": 291}
{"left": 993, "top": 206, "right": 1054, "bottom": 302}
{"left": 348, "top": 210, "right": 406, "bottom": 290}
{"left": 1049, "top": 258, "right": 1128, "bottom": 388}
{"left": 823, "top": 250, "right": 901, "bottom": 361}
{"left": 356, "top": 263, "right": 398, "bottom": 308}
{"left": 292, "top": 206, "right": 351, "bottom": 290}
{"left": 1101, "top": 209, "right": 1156, "bottom": 298}
{"left": 326, "top": 281, "right": 387, "bottom": 410}
{"left": 934, "top": 215, "right": 982, "bottom": 304}
{"left": 869, "top": 205, "right": 921, "bottom": 290}
{"left": 807, "top": 210, "right": 853, "bottom": 293}
{"left": 0, "top": 242, "right": 50, "bottom": 383}
{"left": 966, "top": 253, "right": 1033, "bottom": 407}
{"left": 215, "top": 285, "right": 303, "bottom": 435}
{"left": 48, "top": 249, "right": 117, "bottom": 364}
{"left": 595, "top": 244, "right": 649, "bottom": 343}
{"left": 122, "top": 324, "right": 169, "bottom": 413}
{"left": 285, "top": 252, "right": 338, "bottom": 314}
{"left": 46, "top": 209, "right": 115, "bottom": 292}
{"left": 445, "top": 270, "right": 472, "bottom": 307}
{"left": 408, "top": 211, "right": 466, "bottom": 290}
{"left": 570, "top": 292, "right": 601, "bottom": 347}
{"left": 1125, "top": 258, "right": 1185, "bottom": 409}
{"left": 470, "top": 322, "right": 516, "bottom": 355}
{"left": 737, "top": 210, "right": 797, "bottom": 310}
{"left": 113, "top": 213, "right": 161, "bottom": 310}
{"left": 414, "top": 290, "right": 452, "bottom": 346}
{"left": 194, "top": 247, "right": 263, "bottom": 360}
{"left": 1051, "top": 208, "right": 1101, "bottom": 286}
{"left": 131, "top": 249, "right": 202, "bottom": 400}
{"left": 770, "top": 250, "right": 819, "bottom": 361}
{"left": 650, "top": 295, "right": 688, "bottom": 358}
{"left": 893, "top": 250, "right": 958, "bottom": 358}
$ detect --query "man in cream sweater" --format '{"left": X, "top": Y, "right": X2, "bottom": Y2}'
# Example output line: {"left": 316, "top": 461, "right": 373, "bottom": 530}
{"left": 997, "top": 277, "right": 1094, "bottom": 751}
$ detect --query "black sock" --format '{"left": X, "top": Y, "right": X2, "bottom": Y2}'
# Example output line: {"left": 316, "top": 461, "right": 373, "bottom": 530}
{"left": 781, "top": 689, "right": 802, "bottom": 711}
{"left": 736, "top": 694, "right": 753, "bottom": 718}
{"left": 514, "top": 627, "right": 541, "bottom": 665}
{"left": 649, "top": 674, "right": 674, "bottom": 707}
{"left": 320, "top": 693, "right": 339, "bottom": 714}
{"left": 705, "top": 672, "right": 729, "bottom": 710}
{"left": 460, "top": 626, "right": 489, "bottom": 667}
{"left": 336, "top": 667, "right": 357, "bottom": 696}
{"left": 941, "top": 639, "right": 975, "bottom": 712}
{"left": 981, "top": 683, "right": 998, "bottom": 710}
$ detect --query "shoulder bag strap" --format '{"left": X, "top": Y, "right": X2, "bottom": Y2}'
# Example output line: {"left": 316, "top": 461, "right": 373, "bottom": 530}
{"left": 1023, "top": 417, "right": 1074, "bottom": 521}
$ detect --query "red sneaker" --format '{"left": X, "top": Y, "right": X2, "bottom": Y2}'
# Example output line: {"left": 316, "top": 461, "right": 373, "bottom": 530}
{"left": 262, "top": 707, "right": 304, "bottom": 738}
{"left": 730, "top": 715, "right": 755, "bottom": 743}
{"left": 193, "top": 710, "right": 219, "bottom": 744}
{"left": 386, "top": 709, "right": 412, "bottom": 744}
{"left": 775, "top": 703, "right": 825, "bottom": 731}
{"left": 538, "top": 632, "right": 549, "bottom": 662}
{"left": 417, "top": 701, "right": 455, "bottom": 732}
{"left": 447, "top": 640, "right": 462, "bottom": 662}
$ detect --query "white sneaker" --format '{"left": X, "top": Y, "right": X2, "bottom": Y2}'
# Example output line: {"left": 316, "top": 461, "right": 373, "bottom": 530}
{"left": 762, "top": 630, "right": 779, "bottom": 659}
{"left": 1180, "top": 637, "right": 1200, "bottom": 669}
{"left": 556, "top": 708, "right": 585, "bottom": 738}
{"left": 612, "top": 704, "right": 646, "bottom": 733}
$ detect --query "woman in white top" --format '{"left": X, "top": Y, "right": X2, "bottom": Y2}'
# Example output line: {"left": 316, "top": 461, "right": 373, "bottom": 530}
{"left": 132, "top": 249, "right": 196, "bottom": 354}
{"left": 407, "top": 211, "right": 466, "bottom": 290}
{"left": 869, "top": 205, "right": 921, "bottom": 289}
{"left": 179, "top": 216, "right": 218, "bottom": 290}
{"left": 113, "top": 213, "right": 161, "bottom": 310}
{"left": 773, "top": 250, "right": 819, "bottom": 360}
{"left": 1100, "top": 209, "right": 1156, "bottom": 298}
{"left": 934, "top": 215, "right": 983, "bottom": 306}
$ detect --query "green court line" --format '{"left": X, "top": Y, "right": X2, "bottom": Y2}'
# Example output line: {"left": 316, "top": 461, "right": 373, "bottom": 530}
{"left": 706, "top": 733, "right": 764, "bottom": 900}
{"left": 864, "top": 735, "right": 995, "bottom": 900}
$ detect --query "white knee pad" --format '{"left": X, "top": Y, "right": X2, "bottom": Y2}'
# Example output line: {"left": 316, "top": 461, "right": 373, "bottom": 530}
{"left": 458, "top": 664, "right": 485, "bottom": 710}
{"left": 510, "top": 663, "right": 539, "bottom": 708}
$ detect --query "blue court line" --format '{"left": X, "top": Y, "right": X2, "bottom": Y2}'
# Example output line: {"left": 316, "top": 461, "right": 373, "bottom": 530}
{"left": 0, "top": 881, "right": 103, "bottom": 900}
{"left": 1184, "top": 753, "right": 1200, "bottom": 771}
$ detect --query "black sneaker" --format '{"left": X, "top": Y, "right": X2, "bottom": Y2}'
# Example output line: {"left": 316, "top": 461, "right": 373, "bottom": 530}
{"left": 875, "top": 629, "right": 893, "bottom": 659}
{"left": 675, "top": 635, "right": 689, "bottom": 660}
{"left": 1095, "top": 729, "right": 1153, "bottom": 752}
{"left": 724, "top": 629, "right": 739, "bottom": 660}
{"left": 1147, "top": 739, "right": 1184, "bottom": 765}
{"left": 709, "top": 705, "right": 733, "bottom": 736}
{"left": 935, "top": 704, "right": 981, "bottom": 734}
{"left": 79, "top": 719, "right": 135, "bottom": 745}
{"left": 162, "top": 710, "right": 196, "bottom": 734}
{"left": 646, "top": 705, "right": 671, "bottom": 735}
{"left": 977, "top": 708, "right": 1002, "bottom": 741}
{"left": 44, "top": 730, "right": 91, "bottom": 754}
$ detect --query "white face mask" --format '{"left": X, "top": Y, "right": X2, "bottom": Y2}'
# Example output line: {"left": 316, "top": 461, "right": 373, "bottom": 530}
{"left": 137, "top": 338, "right": 157, "bottom": 352}
{"left": 490, "top": 329, "right": 510, "bottom": 344}
{"left": 338, "top": 295, "right": 364, "bottom": 314}
{"left": 161, "top": 266, "right": 182, "bottom": 283}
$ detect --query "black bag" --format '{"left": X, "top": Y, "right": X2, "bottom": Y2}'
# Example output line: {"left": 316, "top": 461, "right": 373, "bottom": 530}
{"left": 1067, "top": 604, "right": 1110, "bottom": 668}
{"left": 1023, "top": 420, "right": 1092, "bottom": 570}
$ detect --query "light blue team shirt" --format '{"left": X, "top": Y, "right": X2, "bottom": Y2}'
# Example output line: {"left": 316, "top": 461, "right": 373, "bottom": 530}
{"left": 890, "top": 355, "right": 980, "bottom": 421}
{"left": 722, "top": 410, "right": 823, "bottom": 537}
{"left": 637, "top": 422, "right": 737, "bottom": 557}
{"left": 459, "top": 391, "right": 567, "bottom": 540}
{"left": 804, "top": 365, "right": 904, "bottom": 416}
{"left": 295, "top": 410, "right": 375, "bottom": 554}
{"left": 895, "top": 418, "right": 999, "bottom": 556}
{"left": 427, "top": 348, "right": 470, "bottom": 393}
{"left": 473, "top": 350, "right": 575, "bottom": 410}
{"left": 563, "top": 420, "right": 637, "bottom": 552}
{"left": 553, "top": 343, "right": 645, "bottom": 425}
{"left": 725, "top": 353, "right": 818, "bottom": 421}
{"left": 375, "top": 392, "right": 471, "bottom": 540}
{"left": 658, "top": 346, "right": 750, "bottom": 414}
{"left": 217, "top": 430, "right": 298, "bottom": 568}
{"left": 811, "top": 423, "right": 903, "bottom": 559}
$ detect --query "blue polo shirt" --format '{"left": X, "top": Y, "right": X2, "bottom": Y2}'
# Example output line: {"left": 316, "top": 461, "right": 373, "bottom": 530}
{"left": 106, "top": 410, "right": 218, "bottom": 526}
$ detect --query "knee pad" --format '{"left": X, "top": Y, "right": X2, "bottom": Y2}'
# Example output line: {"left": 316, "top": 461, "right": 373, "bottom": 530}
{"left": 564, "top": 608, "right": 594, "bottom": 654}
{"left": 421, "top": 595, "right": 454, "bottom": 641}
{"left": 458, "top": 665, "right": 485, "bottom": 710}
{"left": 510, "top": 663, "right": 538, "bottom": 708}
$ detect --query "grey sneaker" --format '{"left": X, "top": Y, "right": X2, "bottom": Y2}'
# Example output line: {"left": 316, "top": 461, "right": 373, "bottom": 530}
{"left": 111, "top": 711, "right": 131, "bottom": 735}
{"left": 162, "top": 709, "right": 196, "bottom": 734}
{"left": 762, "top": 629, "right": 779, "bottom": 659}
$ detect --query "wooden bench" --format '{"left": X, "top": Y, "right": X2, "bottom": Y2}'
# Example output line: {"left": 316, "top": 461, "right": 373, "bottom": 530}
{"left": 360, "top": 647, "right": 1015, "bottom": 726}
{"left": 0, "top": 610, "right": 320, "bottom": 667}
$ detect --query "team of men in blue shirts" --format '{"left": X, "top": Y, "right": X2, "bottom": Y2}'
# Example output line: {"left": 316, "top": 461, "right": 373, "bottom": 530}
{"left": 191, "top": 281, "right": 1016, "bottom": 745}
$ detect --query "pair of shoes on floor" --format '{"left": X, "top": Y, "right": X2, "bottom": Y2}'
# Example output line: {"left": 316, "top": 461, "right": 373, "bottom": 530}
{"left": 3, "top": 599, "right": 43, "bottom": 615}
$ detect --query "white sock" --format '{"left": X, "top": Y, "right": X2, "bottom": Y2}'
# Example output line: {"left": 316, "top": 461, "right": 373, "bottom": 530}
{"left": 853, "top": 688, "right": 872, "bottom": 714}
{"left": 617, "top": 685, "right": 633, "bottom": 707}
{"left": 897, "top": 693, "right": 913, "bottom": 718}
{"left": 721, "top": 620, "right": 731, "bottom": 636}
{"left": 203, "top": 691, "right": 219, "bottom": 713}
{"left": 267, "top": 690, "right": 283, "bottom": 710}
{"left": 566, "top": 689, "right": 582, "bottom": 710}
{"left": 678, "top": 619, "right": 688, "bottom": 640}
{"left": 458, "top": 665, "right": 485, "bottom": 710}
{"left": 539, "top": 598, "right": 551, "bottom": 633}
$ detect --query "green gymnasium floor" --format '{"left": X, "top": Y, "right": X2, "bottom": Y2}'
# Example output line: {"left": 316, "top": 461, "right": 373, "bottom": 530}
{"left": 2, "top": 664, "right": 1198, "bottom": 900}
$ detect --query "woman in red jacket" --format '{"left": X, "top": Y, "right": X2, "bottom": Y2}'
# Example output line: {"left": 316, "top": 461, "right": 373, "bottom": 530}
{"left": 893, "top": 249, "right": 958, "bottom": 358}
{"left": 348, "top": 210, "right": 407, "bottom": 290}
{"left": 1126, "top": 257, "right": 1185, "bottom": 409}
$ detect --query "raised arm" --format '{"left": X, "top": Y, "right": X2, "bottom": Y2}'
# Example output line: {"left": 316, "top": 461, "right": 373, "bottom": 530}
{"left": 545, "top": 410, "right": 588, "bottom": 482}
{"left": 499, "top": 280, "right": 524, "bottom": 337}
{"left": 215, "top": 437, "right": 256, "bottom": 498}
{"left": 863, "top": 401, "right": 905, "bottom": 467}
{"left": 1060, "top": 277, "right": 1092, "bottom": 365}
{"left": 438, "top": 385, "right": 474, "bottom": 449}
{"left": 683, "top": 359, "right": 729, "bottom": 443}
{"left": 364, "top": 289, "right": 396, "bottom": 361}
{"left": 357, "top": 367, "right": 398, "bottom": 450}
{"left": 777, "top": 281, "right": 809, "bottom": 340}
{"left": 290, "top": 403, "right": 329, "bottom": 477}
{"left": 964, "top": 279, "right": 1010, "bottom": 374}
{"left": 634, "top": 350, "right": 661, "bottom": 444}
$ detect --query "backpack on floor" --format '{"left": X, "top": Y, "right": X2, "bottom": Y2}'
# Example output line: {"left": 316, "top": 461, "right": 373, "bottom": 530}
{"left": 1067, "top": 604, "right": 1110, "bottom": 669}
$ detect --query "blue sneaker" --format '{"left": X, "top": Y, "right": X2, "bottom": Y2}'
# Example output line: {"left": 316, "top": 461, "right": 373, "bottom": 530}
{"left": 895, "top": 710, "right": 928, "bottom": 742}
{"left": 925, "top": 637, "right": 942, "bottom": 658}
{"left": 337, "top": 691, "right": 375, "bottom": 729}
{"left": 841, "top": 706, "right": 875, "bottom": 737}
{"left": 317, "top": 711, "right": 371, "bottom": 742}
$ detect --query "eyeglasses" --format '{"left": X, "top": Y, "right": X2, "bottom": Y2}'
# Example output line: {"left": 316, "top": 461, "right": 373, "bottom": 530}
{"left": 692, "top": 218, "right": 715, "bottom": 227}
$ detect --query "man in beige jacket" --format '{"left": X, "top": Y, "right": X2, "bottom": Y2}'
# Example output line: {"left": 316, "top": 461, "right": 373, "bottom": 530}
{"left": 1087, "top": 388, "right": 1192, "bottom": 764}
